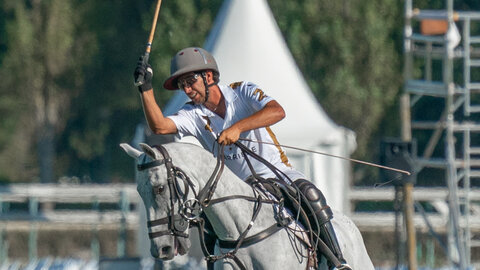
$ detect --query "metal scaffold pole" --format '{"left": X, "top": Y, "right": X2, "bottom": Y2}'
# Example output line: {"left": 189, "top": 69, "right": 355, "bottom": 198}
{"left": 402, "top": 1, "right": 417, "bottom": 268}
{"left": 403, "top": 0, "right": 480, "bottom": 268}
{"left": 400, "top": 94, "right": 417, "bottom": 270}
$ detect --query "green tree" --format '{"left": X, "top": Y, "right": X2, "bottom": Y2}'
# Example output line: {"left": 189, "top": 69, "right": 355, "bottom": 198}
{"left": 0, "top": 0, "right": 79, "bottom": 182}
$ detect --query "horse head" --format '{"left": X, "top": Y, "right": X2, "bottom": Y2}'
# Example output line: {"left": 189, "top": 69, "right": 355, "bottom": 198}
{"left": 120, "top": 143, "right": 191, "bottom": 260}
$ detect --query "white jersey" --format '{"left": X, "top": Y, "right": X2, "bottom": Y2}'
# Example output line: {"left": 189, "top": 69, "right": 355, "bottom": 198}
{"left": 167, "top": 81, "right": 305, "bottom": 182}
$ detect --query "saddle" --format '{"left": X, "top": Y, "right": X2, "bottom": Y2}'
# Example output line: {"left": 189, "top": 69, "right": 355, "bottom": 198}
{"left": 245, "top": 176, "right": 310, "bottom": 228}
{"left": 246, "top": 176, "right": 341, "bottom": 269}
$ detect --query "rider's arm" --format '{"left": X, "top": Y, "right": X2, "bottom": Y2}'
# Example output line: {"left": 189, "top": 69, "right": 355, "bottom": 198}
{"left": 134, "top": 58, "right": 178, "bottom": 135}
{"left": 218, "top": 100, "right": 285, "bottom": 145}
{"left": 140, "top": 90, "right": 178, "bottom": 135}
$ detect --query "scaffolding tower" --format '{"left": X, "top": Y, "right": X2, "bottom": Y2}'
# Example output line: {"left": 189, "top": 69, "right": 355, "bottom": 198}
{"left": 404, "top": 0, "right": 480, "bottom": 268}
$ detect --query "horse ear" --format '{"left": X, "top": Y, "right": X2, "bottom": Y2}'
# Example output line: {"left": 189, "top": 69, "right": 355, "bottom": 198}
{"left": 119, "top": 143, "right": 142, "bottom": 159}
{"left": 139, "top": 143, "right": 160, "bottom": 160}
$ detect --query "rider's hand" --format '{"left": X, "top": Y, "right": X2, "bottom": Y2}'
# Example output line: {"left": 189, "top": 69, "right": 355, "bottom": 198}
{"left": 218, "top": 126, "right": 241, "bottom": 145}
{"left": 134, "top": 56, "right": 153, "bottom": 93}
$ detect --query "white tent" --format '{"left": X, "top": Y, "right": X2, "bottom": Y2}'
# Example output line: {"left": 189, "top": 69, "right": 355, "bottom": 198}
{"left": 163, "top": 0, "right": 356, "bottom": 212}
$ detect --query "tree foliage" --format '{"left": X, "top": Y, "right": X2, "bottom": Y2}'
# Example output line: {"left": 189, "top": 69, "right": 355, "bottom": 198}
{"left": 269, "top": 0, "right": 404, "bottom": 157}
{"left": 0, "top": 0, "right": 79, "bottom": 182}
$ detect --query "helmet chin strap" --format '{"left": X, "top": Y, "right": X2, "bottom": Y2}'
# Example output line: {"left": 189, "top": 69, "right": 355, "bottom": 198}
{"left": 201, "top": 72, "right": 209, "bottom": 104}
{"left": 201, "top": 71, "right": 218, "bottom": 105}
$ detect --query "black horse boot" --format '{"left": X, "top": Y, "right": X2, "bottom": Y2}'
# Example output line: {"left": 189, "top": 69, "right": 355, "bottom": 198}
{"left": 293, "top": 179, "right": 351, "bottom": 270}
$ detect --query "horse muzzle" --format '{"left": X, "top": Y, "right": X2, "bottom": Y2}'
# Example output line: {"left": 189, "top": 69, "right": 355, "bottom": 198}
{"left": 151, "top": 236, "right": 190, "bottom": 260}
{"left": 151, "top": 240, "right": 174, "bottom": 260}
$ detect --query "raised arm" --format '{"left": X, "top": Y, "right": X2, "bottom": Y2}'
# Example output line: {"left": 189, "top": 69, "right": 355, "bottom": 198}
{"left": 140, "top": 90, "right": 178, "bottom": 134}
{"left": 134, "top": 59, "right": 177, "bottom": 135}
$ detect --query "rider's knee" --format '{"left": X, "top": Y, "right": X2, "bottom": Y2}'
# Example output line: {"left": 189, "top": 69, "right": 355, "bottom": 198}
{"left": 292, "top": 179, "right": 333, "bottom": 225}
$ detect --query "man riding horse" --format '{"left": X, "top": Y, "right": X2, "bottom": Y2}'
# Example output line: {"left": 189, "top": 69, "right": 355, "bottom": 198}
{"left": 134, "top": 47, "right": 350, "bottom": 269}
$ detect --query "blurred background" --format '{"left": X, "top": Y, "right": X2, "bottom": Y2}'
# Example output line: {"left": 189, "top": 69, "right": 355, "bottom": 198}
{"left": 1, "top": 0, "right": 480, "bottom": 269}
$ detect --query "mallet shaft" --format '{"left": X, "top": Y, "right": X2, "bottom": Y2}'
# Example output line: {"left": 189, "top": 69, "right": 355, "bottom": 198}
{"left": 134, "top": 0, "right": 163, "bottom": 87}
{"left": 146, "top": 0, "right": 162, "bottom": 54}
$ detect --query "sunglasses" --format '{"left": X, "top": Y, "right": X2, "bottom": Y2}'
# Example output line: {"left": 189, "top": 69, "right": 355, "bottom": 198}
{"left": 177, "top": 73, "right": 200, "bottom": 89}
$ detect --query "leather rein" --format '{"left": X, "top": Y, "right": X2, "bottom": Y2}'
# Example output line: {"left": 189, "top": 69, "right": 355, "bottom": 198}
{"left": 136, "top": 144, "right": 286, "bottom": 270}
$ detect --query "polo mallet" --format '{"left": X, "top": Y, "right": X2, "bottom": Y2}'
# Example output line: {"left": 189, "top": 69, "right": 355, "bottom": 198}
{"left": 134, "top": 0, "right": 163, "bottom": 86}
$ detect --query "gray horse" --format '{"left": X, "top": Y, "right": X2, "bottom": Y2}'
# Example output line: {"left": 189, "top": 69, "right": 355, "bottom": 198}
{"left": 121, "top": 142, "right": 374, "bottom": 270}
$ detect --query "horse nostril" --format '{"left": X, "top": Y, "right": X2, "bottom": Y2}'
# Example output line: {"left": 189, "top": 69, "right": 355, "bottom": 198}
{"left": 161, "top": 246, "right": 172, "bottom": 255}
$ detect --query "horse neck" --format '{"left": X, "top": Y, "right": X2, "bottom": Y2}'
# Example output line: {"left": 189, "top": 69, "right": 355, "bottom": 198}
{"left": 167, "top": 143, "right": 277, "bottom": 240}
{"left": 201, "top": 171, "right": 283, "bottom": 242}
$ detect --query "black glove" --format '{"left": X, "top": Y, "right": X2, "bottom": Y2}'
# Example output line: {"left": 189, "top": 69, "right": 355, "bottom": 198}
{"left": 134, "top": 57, "right": 153, "bottom": 93}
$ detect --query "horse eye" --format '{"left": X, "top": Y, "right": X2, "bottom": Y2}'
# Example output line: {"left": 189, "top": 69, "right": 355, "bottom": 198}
{"left": 153, "top": 185, "right": 165, "bottom": 195}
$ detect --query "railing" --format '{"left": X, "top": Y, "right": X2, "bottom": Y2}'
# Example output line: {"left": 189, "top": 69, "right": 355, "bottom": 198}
{"left": 349, "top": 186, "right": 480, "bottom": 232}
{"left": 2, "top": 183, "right": 478, "bottom": 266}
{"left": 0, "top": 184, "right": 141, "bottom": 263}
{"left": 3, "top": 184, "right": 476, "bottom": 229}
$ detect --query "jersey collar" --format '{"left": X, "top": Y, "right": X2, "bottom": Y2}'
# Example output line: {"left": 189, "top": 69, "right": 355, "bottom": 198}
{"left": 219, "top": 84, "right": 238, "bottom": 104}
{"left": 200, "top": 84, "right": 238, "bottom": 117}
